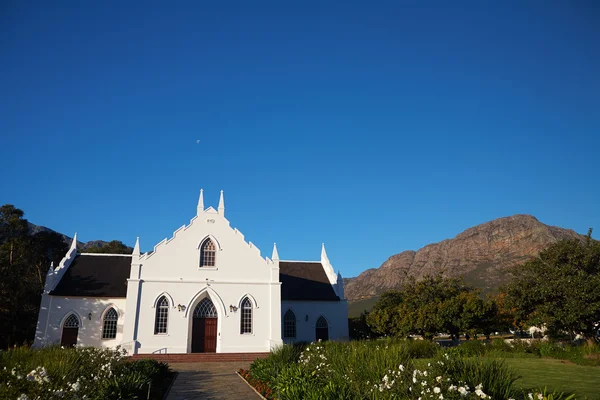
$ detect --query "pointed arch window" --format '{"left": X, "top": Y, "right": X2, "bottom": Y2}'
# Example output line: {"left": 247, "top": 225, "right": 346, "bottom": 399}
{"left": 283, "top": 309, "right": 296, "bottom": 338}
{"left": 194, "top": 298, "right": 218, "bottom": 318}
{"left": 64, "top": 314, "right": 80, "bottom": 328}
{"left": 240, "top": 297, "right": 252, "bottom": 334}
{"left": 154, "top": 296, "right": 169, "bottom": 334}
{"left": 102, "top": 308, "right": 118, "bottom": 339}
{"left": 200, "top": 239, "right": 216, "bottom": 267}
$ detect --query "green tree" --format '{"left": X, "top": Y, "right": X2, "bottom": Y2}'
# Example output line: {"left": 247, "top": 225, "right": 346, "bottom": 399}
{"left": 503, "top": 229, "right": 600, "bottom": 339}
{"left": 84, "top": 240, "right": 131, "bottom": 254}
{"left": 366, "top": 275, "right": 500, "bottom": 340}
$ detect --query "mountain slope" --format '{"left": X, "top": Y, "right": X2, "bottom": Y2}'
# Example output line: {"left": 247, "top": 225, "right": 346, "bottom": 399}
{"left": 27, "top": 222, "right": 132, "bottom": 252}
{"left": 345, "top": 214, "right": 586, "bottom": 301}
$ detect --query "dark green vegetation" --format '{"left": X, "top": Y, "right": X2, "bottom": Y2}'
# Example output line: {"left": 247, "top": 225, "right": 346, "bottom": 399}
{"left": 0, "top": 205, "right": 69, "bottom": 349}
{"left": 83, "top": 240, "right": 132, "bottom": 254}
{"left": 348, "top": 296, "right": 380, "bottom": 318}
{"left": 366, "top": 275, "right": 510, "bottom": 340}
{"left": 503, "top": 229, "right": 600, "bottom": 339}
{"left": 0, "top": 346, "right": 173, "bottom": 400}
{"left": 244, "top": 340, "right": 599, "bottom": 399}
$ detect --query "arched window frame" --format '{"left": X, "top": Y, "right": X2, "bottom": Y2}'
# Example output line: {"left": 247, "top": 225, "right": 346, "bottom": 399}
{"left": 283, "top": 309, "right": 296, "bottom": 338}
{"left": 240, "top": 296, "right": 252, "bottom": 334}
{"left": 154, "top": 296, "right": 169, "bottom": 335}
{"left": 102, "top": 307, "right": 118, "bottom": 340}
{"left": 200, "top": 238, "right": 217, "bottom": 268}
{"left": 63, "top": 313, "right": 80, "bottom": 328}
{"left": 193, "top": 297, "right": 218, "bottom": 318}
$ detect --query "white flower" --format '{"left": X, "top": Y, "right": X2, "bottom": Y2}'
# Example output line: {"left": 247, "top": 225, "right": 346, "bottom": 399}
{"left": 449, "top": 384, "right": 457, "bottom": 391}
{"left": 475, "top": 389, "right": 487, "bottom": 398}
{"left": 434, "top": 387, "right": 441, "bottom": 394}
{"left": 17, "top": 395, "right": 30, "bottom": 400}
{"left": 399, "top": 364, "right": 405, "bottom": 372}
{"left": 71, "top": 381, "right": 81, "bottom": 392}
{"left": 476, "top": 383, "right": 483, "bottom": 390}
{"left": 436, "top": 376, "right": 443, "bottom": 383}
{"left": 528, "top": 394, "right": 534, "bottom": 400}
{"left": 458, "top": 386, "right": 469, "bottom": 396}
{"left": 537, "top": 395, "right": 543, "bottom": 400}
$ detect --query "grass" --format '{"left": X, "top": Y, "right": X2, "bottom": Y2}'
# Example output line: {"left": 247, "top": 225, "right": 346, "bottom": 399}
{"left": 504, "top": 358, "right": 600, "bottom": 399}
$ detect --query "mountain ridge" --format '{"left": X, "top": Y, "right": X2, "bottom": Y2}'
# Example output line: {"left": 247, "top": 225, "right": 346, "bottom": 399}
{"left": 344, "top": 214, "right": 588, "bottom": 302}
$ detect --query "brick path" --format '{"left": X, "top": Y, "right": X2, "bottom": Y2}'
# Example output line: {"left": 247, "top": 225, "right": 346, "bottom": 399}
{"left": 166, "top": 362, "right": 260, "bottom": 400}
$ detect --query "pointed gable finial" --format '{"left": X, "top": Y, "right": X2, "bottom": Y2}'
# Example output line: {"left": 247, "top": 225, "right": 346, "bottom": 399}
{"left": 272, "top": 243, "right": 279, "bottom": 260}
{"left": 218, "top": 190, "right": 225, "bottom": 215}
{"left": 132, "top": 237, "right": 140, "bottom": 256}
{"left": 321, "top": 242, "right": 329, "bottom": 263}
{"left": 70, "top": 233, "right": 78, "bottom": 251}
{"left": 197, "top": 189, "right": 204, "bottom": 215}
{"left": 48, "top": 261, "right": 54, "bottom": 274}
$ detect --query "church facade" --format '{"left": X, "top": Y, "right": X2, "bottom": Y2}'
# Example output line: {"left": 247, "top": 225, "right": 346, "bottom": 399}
{"left": 33, "top": 190, "right": 348, "bottom": 354}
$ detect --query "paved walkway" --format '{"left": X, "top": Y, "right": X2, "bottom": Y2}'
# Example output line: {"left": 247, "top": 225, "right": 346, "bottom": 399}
{"left": 166, "top": 362, "right": 260, "bottom": 400}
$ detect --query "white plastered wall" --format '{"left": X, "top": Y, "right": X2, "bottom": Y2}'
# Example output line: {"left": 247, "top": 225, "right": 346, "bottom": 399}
{"left": 33, "top": 296, "right": 126, "bottom": 348}
{"left": 281, "top": 300, "right": 349, "bottom": 344}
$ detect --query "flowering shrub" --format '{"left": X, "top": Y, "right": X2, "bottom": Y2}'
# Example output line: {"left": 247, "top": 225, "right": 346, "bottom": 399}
{"left": 0, "top": 346, "right": 171, "bottom": 400}
{"left": 242, "top": 341, "right": 533, "bottom": 400}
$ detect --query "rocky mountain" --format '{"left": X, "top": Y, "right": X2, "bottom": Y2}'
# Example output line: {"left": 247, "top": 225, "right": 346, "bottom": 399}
{"left": 27, "top": 223, "right": 132, "bottom": 252}
{"left": 345, "top": 215, "right": 587, "bottom": 302}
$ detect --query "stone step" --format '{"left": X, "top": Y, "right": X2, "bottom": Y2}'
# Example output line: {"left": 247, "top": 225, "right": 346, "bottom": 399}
{"left": 131, "top": 352, "right": 270, "bottom": 363}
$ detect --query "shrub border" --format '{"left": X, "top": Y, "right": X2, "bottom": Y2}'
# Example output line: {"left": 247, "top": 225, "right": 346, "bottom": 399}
{"left": 236, "top": 371, "right": 268, "bottom": 400}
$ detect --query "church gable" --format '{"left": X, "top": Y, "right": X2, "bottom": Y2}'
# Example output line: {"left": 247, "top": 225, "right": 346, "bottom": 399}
{"left": 137, "top": 190, "right": 271, "bottom": 281}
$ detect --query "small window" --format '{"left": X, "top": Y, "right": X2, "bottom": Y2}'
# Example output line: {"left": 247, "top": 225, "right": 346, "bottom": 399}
{"left": 102, "top": 308, "right": 118, "bottom": 339}
{"left": 154, "top": 296, "right": 169, "bottom": 334}
{"left": 240, "top": 297, "right": 252, "bottom": 334}
{"left": 283, "top": 309, "right": 296, "bottom": 338}
{"left": 200, "top": 239, "right": 216, "bottom": 267}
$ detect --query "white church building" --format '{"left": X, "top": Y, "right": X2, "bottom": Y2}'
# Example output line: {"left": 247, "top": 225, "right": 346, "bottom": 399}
{"left": 33, "top": 191, "right": 348, "bottom": 354}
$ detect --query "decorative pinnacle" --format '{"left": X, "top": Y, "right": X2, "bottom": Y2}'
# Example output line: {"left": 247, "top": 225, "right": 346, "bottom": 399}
{"left": 218, "top": 190, "right": 225, "bottom": 215}
{"left": 272, "top": 243, "right": 279, "bottom": 260}
{"left": 197, "top": 189, "right": 204, "bottom": 215}
{"left": 132, "top": 237, "right": 140, "bottom": 256}
{"left": 321, "top": 243, "right": 329, "bottom": 262}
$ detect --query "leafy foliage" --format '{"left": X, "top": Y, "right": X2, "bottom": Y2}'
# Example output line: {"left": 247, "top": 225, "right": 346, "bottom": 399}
{"left": 0, "top": 346, "right": 171, "bottom": 400}
{"left": 503, "top": 230, "right": 600, "bottom": 339}
{"left": 366, "top": 275, "right": 508, "bottom": 339}
{"left": 0, "top": 205, "right": 68, "bottom": 349}
{"left": 83, "top": 240, "right": 132, "bottom": 254}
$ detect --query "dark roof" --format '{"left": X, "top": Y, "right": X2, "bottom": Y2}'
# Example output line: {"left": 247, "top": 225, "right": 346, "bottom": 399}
{"left": 50, "top": 254, "right": 131, "bottom": 297}
{"left": 279, "top": 261, "right": 340, "bottom": 301}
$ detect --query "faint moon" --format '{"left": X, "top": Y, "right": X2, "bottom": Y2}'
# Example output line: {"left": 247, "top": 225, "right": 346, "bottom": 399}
{"left": 196, "top": 140, "right": 200, "bottom": 144}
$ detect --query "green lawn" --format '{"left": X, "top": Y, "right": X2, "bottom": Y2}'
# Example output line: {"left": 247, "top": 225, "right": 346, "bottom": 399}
{"left": 503, "top": 357, "right": 600, "bottom": 399}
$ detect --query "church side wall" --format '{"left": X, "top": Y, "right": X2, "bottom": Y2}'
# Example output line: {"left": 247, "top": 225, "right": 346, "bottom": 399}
{"left": 38, "top": 296, "right": 126, "bottom": 349}
{"left": 281, "top": 300, "right": 349, "bottom": 344}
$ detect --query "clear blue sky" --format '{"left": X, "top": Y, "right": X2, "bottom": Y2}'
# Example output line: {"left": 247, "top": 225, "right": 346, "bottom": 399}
{"left": 1, "top": 1, "right": 599, "bottom": 278}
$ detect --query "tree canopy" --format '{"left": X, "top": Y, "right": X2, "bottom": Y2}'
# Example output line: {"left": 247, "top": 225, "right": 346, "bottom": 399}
{"left": 83, "top": 240, "right": 132, "bottom": 254}
{"left": 503, "top": 230, "right": 600, "bottom": 339}
{"left": 366, "top": 275, "right": 508, "bottom": 340}
{"left": 0, "top": 205, "right": 68, "bottom": 348}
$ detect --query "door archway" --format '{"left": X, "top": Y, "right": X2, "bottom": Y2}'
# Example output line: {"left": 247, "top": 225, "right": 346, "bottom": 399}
{"left": 191, "top": 298, "right": 218, "bottom": 353}
{"left": 61, "top": 314, "right": 80, "bottom": 347}
{"left": 316, "top": 316, "right": 329, "bottom": 341}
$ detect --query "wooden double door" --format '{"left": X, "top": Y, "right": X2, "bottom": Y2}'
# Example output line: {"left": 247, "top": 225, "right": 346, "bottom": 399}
{"left": 191, "top": 297, "right": 219, "bottom": 353}
{"left": 192, "top": 317, "right": 217, "bottom": 353}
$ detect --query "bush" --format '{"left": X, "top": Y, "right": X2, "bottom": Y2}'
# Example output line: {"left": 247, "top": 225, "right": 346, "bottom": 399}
{"left": 0, "top": 346, "right": 171, "bottom": 400}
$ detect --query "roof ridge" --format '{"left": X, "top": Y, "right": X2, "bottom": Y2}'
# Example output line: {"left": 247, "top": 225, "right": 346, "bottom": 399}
{"left": 79, "top": 253, "right": 133, "bottom": 257}
{"left": 279, "top": 260, "right": 321, "bottom": 263}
